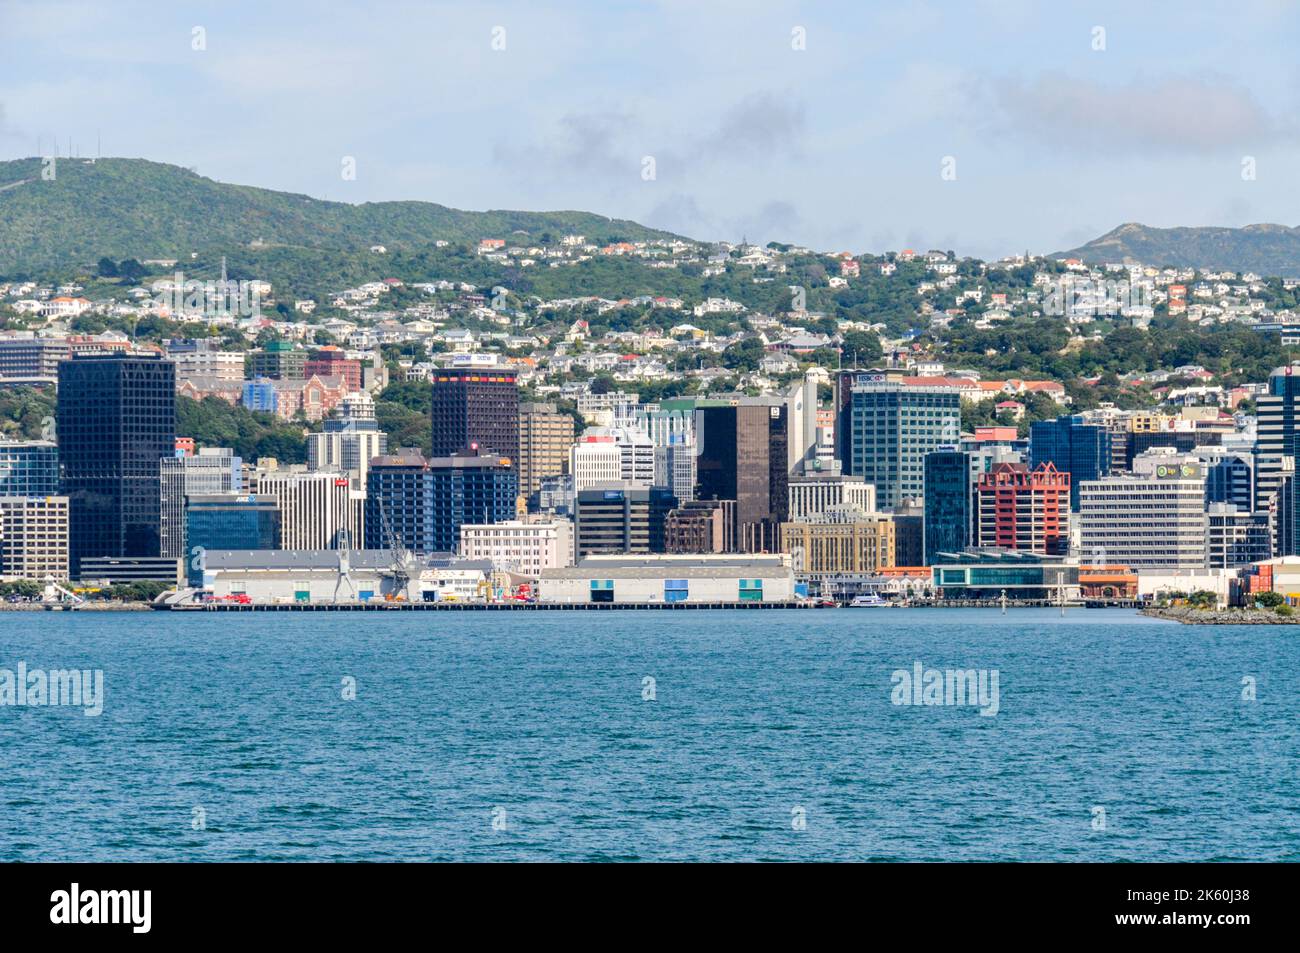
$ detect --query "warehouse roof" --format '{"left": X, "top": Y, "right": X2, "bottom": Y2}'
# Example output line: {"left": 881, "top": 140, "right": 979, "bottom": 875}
{"left": 201, "top": 550, "right": 491, "bottom": 572}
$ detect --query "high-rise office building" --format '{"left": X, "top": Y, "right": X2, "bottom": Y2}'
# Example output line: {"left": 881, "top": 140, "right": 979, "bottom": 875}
{"left": 165, "top": 338, "right": 245, "bottom": 384}
{"left": 1030, "top": 414, "right": 1112, "bottom": 511}
{"left": 694, "top": 399, "right": 789, "bottom": 551}
{"left": 1257, "top": 365, "right": 1300, "bottom": 552}
{"left": 1124, "top": 429, "right": 1223, "bottom": 469}
{"left": 159, "top": 447, "right": 242, "bottom": 559}
{"left": 569, "top": 435, "right": 621, "bottom": 491}
{"left": 783, "top": 372, "right": 820, "bottom": 476}
{"left": 186, "top": 494, "right": 281, "bottom": 551}
{"left": 923, "top": 450, "right": 971, "bottom": 564}
{"left": 573, "top": 482, "right": 675, "bottom": 558}
{"left": 306, "top": 393, "right": 387, "bottom": 491}
{"left": 840, "top": 375, "right": 961, "bottom": 511}
{"left": 249, "top": 466, "right": 364, "bottom": 551}
{"left": 622, "top": 403, "right": 694, "bottom": 449}
{"left": 0, "top": 439, "right": 60, "bottom": 496}
{"left": 1206, "top": 502, "right": 1271, "bottom": 569}
{"left": 1079, "top": 455, "right": 1207, "bottom": 569}
{"left": 518, "top": 402, "right": 574, "bottom": 503}
{"left": 0, "top": 495, "right": 69, "bottom": 580}
{"left": 366, "top": 449, "right": 517, "bottom": 555}
{"left": 654, "top": 438, "right": 697, "bottom": 504}
{"left": 1198, "top": 448, "right": 1254, "bottom": 510}
{"left": 975, "top": 462, "right": 1070, "bottom": 556}
{"left": 57, "top": 353, "right": 176, "bottom": 574}
{"left": 430, "top": 367, "right": 519, "bottom": 461}
{"left": 570, "top": 429, "right": 655, "bottom": 491}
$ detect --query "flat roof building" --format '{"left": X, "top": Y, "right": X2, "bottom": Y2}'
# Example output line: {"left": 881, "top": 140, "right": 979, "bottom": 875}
{"left": 538, "top": 553, "right": 795, "bottom": 605}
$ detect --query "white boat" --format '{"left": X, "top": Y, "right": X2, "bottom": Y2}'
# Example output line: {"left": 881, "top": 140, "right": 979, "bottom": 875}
{"left": 848, "top": 593, "right": 891, "bottom": 608}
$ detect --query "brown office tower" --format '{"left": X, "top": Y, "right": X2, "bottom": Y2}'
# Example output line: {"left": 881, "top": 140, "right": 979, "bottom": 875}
{"left": 664, "top": 499, "right": 736, "bottom": 554}
{"left": 694, "top": 400, "right": 788, "bottom": 552}
{"left": 518, "top": 402, "right": 574, "bottom": 503}
{"left": 430, "top": 367, "right": 519, "bottom": 462}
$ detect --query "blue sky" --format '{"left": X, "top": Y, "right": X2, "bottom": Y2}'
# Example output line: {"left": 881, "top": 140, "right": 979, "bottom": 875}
{"left": 2, "top": 0, "right": 1298, "bottom": 258}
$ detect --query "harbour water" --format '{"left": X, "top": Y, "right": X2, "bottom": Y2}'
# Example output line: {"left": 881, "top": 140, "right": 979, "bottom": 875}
{"left": 1, "top": 608, "right": 1295, "bottom": 861}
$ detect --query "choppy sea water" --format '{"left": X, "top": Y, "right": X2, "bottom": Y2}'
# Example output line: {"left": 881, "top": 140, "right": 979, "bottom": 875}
{"left": 0, "top": 608, "right": 1295, "bottom": 862}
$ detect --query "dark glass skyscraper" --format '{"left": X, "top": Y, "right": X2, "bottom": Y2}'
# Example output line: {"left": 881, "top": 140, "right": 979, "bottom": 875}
{"left": 923, "top": 450, "right": 971, "bottom": 564}
{"left": 694, "top": 400, "right": 788, "bottom": 552}
{"left": 430, "top": 367, "right": 519, "bottom": 463}
{"left": 1029, "top": 414, "right": 1111, "bottom": 511}
{"left": 57, "top": 354, "right": 176, "bottom": 575}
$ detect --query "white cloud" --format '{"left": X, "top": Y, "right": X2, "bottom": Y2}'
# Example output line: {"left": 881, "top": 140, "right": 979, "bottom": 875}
{"left": 983, "top": 72, "right": 1295, "bottom": 154}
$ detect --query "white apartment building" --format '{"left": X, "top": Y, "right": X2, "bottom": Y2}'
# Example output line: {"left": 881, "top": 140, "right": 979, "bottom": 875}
{"left": 0, "top": 495, "right": 69, "bottom": 581}
{"left": 571, "top": 438, "right": 621, "bottom": 491}
{"left": 1079, "top": 455, "right": 1208, "bottom": 569}
{"left": 306, "top": 427, "right": 387, "bottom": 490}
{"left": 654, "top": 441, "right": 696, "bottom": 503}
{"left": 458, "top": 519, "right": 574, "bottom": 576}
{"left": 169, "top": 348, "right": 245, "bottom": 383}
{"left": 570, "top": 429, "right": 655, "bottom": 491}
{"left": 249, "top": 466, "right": 365, "bottom": 550}
{"left": 788, "top": 475, "right": 876, "bottom": 522}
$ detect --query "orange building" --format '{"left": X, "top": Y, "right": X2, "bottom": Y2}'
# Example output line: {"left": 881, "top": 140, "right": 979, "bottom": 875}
{"left": 1078, "top": 566, "right": 1138, "bottom": 600}
{"left": 976, "top": 462, "right": 1070, "bottom": 556}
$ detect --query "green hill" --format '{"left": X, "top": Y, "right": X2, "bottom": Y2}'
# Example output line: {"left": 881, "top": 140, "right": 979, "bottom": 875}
{"left": 0, "top": 157, "right": 682, "bottom": 272}
{"left": 1054, "top": 222, "right": 1300, "bottom": 277}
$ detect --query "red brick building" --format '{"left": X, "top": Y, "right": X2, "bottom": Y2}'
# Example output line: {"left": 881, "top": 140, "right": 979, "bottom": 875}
{"left": 305, "top": 347, "right": 362, "bottom": 393}
{"left": 976, "top": 462, "right": 1070, "bottom": 556}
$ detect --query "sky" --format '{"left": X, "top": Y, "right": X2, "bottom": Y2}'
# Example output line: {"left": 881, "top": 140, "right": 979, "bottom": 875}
{"left": 1, "top": 0, "right": 1298, "bottom": 260}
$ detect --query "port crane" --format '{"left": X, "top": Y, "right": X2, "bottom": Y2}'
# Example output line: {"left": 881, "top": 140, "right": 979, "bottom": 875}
{"left": 376, "top": 497, "right": 421, "bottom": 602}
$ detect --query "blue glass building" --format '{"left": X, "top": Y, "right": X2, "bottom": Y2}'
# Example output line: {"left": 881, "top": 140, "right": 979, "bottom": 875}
{"left": 923, "top": 450, "right": 971, "bottom": 565}
{"left": 365, "top": 449, "right": 517, "bottom": 555}
{"left": 0, "top": 440, "right": 60, "bottom": 496}
{"left": 185, "top": 494, "right": 282, "bottom": 584}
{"left": 241, "top": 377, "right": 278, "bottom": 414}
{"left": 1029, "top": 415, "right": 1111, "bottom": 510}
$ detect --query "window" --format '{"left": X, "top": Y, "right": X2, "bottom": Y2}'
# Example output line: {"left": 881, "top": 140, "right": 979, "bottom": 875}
{"left": 739, "top": 578, "right": 763, "bottom": 601}
{"left": 664, "top": 578, "right": 688, "bottom": 603}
